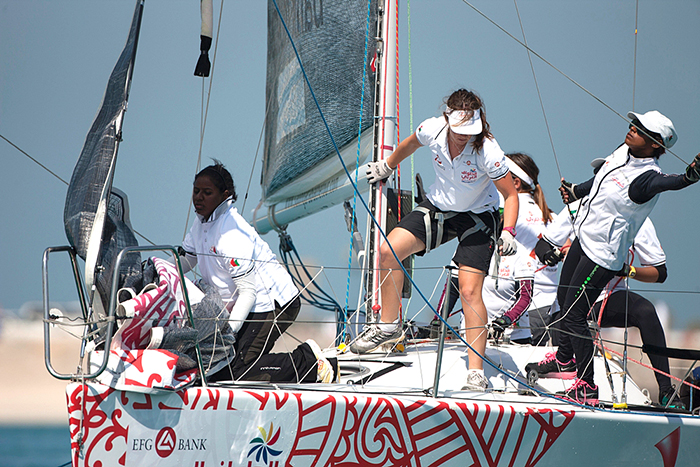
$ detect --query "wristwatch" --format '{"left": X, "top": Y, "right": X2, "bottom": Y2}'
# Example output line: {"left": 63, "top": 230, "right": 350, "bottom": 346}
{"left": 628, "top": 266, "right": 637, "bottom": 279}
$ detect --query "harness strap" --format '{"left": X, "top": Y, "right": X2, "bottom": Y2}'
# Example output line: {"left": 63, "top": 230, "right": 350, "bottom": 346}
{"left": 458, "top": 212, "right": 493, "bottom": 242}
{"left": 415, "top": 207, "right": 493, "bottom": 254}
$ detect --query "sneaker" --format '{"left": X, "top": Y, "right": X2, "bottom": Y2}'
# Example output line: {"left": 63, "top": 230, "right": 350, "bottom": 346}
{"left": 462, "top": 370, "right": 488, "bottom": 391}
{"left": 306, "top": 339, "right": 335, "bottom": 383}
{"left": 557, "top": 379, "right": 599, "bottom": 405}
{"left": 659, "top": 386, "right": 686, "bottom": 410}
{"left": 525, "top": 352, "right": 577, "bottom": 378}
{"left": 348, "top": 324, "right": 404, "bottom": 354}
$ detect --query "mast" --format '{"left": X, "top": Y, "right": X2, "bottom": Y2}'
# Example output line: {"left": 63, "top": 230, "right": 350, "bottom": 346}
{"left": 366, "top": 0, "right": 398, "bottom": 320}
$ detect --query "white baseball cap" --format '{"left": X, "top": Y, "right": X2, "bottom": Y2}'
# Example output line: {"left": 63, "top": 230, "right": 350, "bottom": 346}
{"left": 627, "top": 110, "right": 677, "bottom": 148}
{"left": 447, "top": 108, "right": 483, "bottom": 135}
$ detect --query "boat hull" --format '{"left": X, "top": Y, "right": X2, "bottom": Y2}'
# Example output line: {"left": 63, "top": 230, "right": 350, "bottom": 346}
{"left": 66, "top": 381, "right": 699, "bottom": 466}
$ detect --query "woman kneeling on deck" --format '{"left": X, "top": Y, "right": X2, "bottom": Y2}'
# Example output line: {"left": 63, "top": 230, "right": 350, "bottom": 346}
{"left": 179, "top": 161, "right": 336, "bottom": 384}
{"left": 351, "top": 88, "right": 519, "bottom": 391}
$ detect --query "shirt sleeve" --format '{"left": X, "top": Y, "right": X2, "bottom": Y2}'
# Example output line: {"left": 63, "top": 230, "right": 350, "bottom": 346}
{"left": 416, "top": 117, "right": 440, "bottom": 146}
{"left": 217, "top": 225, "right": 255, "bottom": 279}
{"left": 480, "top": 137, "right": 509, "bottom": 180}
{"left": 629, "top": 170, "right": 692, "bottom": 204}
{"left": 632, "top": 219, "right": 666, "bottom": 266}
{"left": 542, "top": 206, "right": 575, "bottom": 247}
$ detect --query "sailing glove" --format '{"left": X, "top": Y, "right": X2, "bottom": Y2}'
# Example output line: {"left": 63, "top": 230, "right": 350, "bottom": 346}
{"left": 366, "top": 160, "right": 394, "bottom": 184}
{"left": 685, "top": 153, "right": 700, "bottom": 183}
{"left": 559, "top": 179, "right": 579, "bottom": 204}
{"left": 491, "top": 316, "right": 512, "bottom": 340}
{"left": 497, "top": 230, "right": 517, "bottom": 256}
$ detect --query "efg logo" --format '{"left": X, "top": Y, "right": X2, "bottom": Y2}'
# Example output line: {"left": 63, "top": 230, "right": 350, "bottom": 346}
{"left": 155, "top": 427, "right": 177, "bottom": 458}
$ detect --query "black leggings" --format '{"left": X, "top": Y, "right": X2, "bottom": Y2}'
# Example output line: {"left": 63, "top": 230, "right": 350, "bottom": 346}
{"left": 556, "top": 238, "right": 615, "bottom": 385}
{"left": 591, "top": 291, "right": 672, "bottom": 393}
{"left": 210, "top": 296, "right": 318, "bottom": 383}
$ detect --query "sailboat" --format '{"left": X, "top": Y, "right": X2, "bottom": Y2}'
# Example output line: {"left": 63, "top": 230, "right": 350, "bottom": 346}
{"left": 41, "top": 1, "right": 700, "bottom": 466}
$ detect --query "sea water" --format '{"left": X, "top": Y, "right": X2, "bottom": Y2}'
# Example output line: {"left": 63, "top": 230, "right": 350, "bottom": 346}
{"left": 0, "top": 425, "right": 71, "bottom": 467}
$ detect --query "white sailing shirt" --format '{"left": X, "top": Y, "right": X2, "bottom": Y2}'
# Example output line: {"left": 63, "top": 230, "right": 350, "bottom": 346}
{"left": 182, "top": 199, "right": 299, "bottom": 313}
{"left": 415, "top": 116, "right": 508, "bottom": 213}
{"left": 575, "top": 145, "right": 662, "bottom": 270}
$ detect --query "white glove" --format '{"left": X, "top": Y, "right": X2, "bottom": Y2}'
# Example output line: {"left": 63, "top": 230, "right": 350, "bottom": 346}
{"left": 497, "top": 230, "right": 517, "bottom": 256}
{"left": 366, "top": 160, "right": 394, "bottom": 184}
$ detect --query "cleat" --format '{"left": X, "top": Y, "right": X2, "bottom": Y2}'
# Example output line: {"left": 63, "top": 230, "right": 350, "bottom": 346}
{"left": 525, "top": 352, "right": 577, "bottom": 379}
{"left": 348, "top": 324, "right": 404, "bottom": 354}
{"left": 462, "top": 370, "right": 488, "bottom": 391}
{"left": 527, "top": 369, "right": 539, "bottom": 386}
{"left": 556, "top": 379, "right": 599, "bottom": 406}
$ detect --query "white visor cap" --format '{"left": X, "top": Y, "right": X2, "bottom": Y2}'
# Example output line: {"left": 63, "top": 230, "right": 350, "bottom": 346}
{"left": 447, "top": 108, "right": 483, "bottom": 135}
{"left": 627, "top": 110, "right": 677, "bottom": 149}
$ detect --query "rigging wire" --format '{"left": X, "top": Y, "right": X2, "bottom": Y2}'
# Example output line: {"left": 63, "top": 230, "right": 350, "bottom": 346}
{"left": 1, "top": 133, "right": 156, "bottom": 246}
{"left": 458, "top": 0, "right": 688, "bottom": 165}
{"left": 512, "top": 0, "right": 561, "bottom": 181}
{"left": 183, "top": 0, "right": 226, "bottom": 240}
{"left": 632, "top": 0, "right": 639, "bottom": 112}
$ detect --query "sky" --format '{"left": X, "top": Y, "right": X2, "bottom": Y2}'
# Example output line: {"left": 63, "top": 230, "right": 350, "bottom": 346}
{"left": 1, "top": 0, "right": 700, "bottom": 330}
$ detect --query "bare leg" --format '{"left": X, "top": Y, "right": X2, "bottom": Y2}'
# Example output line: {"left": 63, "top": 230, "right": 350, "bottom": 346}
{"left": 378, "top": 227, "right": 425, "bottom": 323}
{"left": 458, "top": 265, "right": 487, "bottom": 370}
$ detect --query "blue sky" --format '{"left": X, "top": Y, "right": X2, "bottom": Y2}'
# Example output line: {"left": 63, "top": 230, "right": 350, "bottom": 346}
{"left": 2, "top": 0, "right": 700, "bottom": 328}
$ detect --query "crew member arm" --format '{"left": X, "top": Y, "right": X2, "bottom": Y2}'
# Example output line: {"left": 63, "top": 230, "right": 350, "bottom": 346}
{"left": 178, "top": 248, "right": 197, "bottom": 274}
{"left": 494, "top": 173, "right": 519, "bottom": 230}
{"left": 227, "top": 269, "right": 257, "bottom": 334}
{"left": 503, "top": 279, "right": 533, "bottom": 323}
{"left": 633, "top": 264, "right": 667, "bottom": 283}
{"left": 629, "top": 170, "right": 694, "bottom": 204}
{"left": 385, "top": 133, "right": 423, "bottom": 169}
{"left": 573, "top": 177, "right": 594, "bottom": 199}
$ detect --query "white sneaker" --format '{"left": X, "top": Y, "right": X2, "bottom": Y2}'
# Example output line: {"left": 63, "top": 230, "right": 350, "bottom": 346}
{"left": 348, "top": 324, "right": 404, "bottom": 354}
{"left": 306, "top": 339, "right": 335, "bottom": 383}
{"left": 462, "top": 370, "right": 488, "bottom": 391}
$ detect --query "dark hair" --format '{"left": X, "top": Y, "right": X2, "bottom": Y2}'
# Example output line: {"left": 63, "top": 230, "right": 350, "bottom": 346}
{"left": 195, "top": 159, "right": 237, "bottom": 201}
{"left": 443, "top": 89, "right": 492, "bottom": 154}
{"left": 505, "top": 152, "right": 553, "bottom": 224}
{"left": 631, "top": 119, "right": 665, "bottom": 158}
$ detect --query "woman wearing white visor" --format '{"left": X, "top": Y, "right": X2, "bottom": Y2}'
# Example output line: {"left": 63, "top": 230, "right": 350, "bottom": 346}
{"left": 352, "top": 88, "right": 519, "bottom": 391}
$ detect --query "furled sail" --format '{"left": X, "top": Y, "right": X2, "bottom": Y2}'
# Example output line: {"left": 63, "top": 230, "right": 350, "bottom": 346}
{"left": 260, "top": 0, "right": 378, "bottom": 209}
{"left": 63, "top": 0, "right": 144, "bottom": 312}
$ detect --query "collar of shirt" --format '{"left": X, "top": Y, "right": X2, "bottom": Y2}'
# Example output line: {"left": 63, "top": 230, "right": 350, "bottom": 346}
{"left": 196, "top": 196, "right": 234, "bottom": 223}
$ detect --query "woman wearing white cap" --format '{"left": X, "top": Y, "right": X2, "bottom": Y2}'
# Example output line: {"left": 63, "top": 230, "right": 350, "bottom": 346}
{"left": 526, "top": 110, "right": 700, "bottom": 405}
{"left": 352, "top": 89, "right": 519, "bottom": 391}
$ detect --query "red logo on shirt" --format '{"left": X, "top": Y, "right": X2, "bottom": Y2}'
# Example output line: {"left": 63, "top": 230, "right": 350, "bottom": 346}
{"left": 210, "top": 246, "right": 217, "bottom": 254}
{"left": 461, "top": 169, "right": 477, "bottom": 182}
{"left": 495, "top": 162, "right": 500, "bottom": 167}
{"left": 230, "top": 258, "right": 240, "bottom": 267}
{"left": 434, "top": 154, "right": 444, "bottom": 167}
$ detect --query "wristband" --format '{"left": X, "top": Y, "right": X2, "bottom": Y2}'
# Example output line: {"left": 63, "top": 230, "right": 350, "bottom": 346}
{"left": 628, "top": 266, "right": 636, "bottom": 279}
{"left": 502, "top": 226, "right": 516, "bottom": 237}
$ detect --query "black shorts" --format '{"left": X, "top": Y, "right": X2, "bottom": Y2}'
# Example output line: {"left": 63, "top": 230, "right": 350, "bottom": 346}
{"left": 395, "top": 200, "right": 498, "bottom": 273}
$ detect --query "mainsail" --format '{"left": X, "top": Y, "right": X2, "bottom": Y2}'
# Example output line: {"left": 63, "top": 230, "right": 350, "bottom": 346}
{"left": 260, "top": 0, "right": 378, "bottom": 211}
{"left": 63, "top": 0, "right": 144, "bottom": 312}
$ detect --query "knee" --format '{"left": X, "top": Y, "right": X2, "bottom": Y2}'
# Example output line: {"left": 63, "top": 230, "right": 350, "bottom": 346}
{"left": 459, "top": 284, "right": 481, "bottom": 304}
{"left": 379, "top": 242, "right": 401, "bottom": 269}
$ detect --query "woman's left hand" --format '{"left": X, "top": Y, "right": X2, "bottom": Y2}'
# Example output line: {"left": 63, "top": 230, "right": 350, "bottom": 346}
{"left": 497, "top": 230, "right": 517, "bottom": 256}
